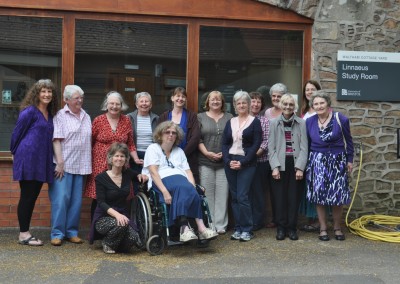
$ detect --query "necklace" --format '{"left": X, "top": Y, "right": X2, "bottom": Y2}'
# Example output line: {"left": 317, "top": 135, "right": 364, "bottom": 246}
{"left": 318, "top": 113, "right": 330, "bottom": 130}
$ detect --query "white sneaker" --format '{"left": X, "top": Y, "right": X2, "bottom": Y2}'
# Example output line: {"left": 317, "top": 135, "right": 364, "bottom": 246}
{"left": 198, "top": 228, "right": 218, "bottom": 240}
{"left": 179, "top": 229, "right": 198, "bottom": 242}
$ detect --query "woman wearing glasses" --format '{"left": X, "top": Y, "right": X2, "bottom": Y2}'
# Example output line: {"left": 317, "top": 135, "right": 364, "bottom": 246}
{"left": 142, "top": 121, "right": 218, "bottom": 243}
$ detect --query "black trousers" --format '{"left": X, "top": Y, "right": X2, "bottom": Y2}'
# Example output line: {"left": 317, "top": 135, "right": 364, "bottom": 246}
{"left": 18, "top": 180, "right": 43, "bottom": 232}
{"left": 270, "top": 157, "right": 304, "bottom": 232}
{"left": 95, "top": 216, "right": 142, "bottom": 252}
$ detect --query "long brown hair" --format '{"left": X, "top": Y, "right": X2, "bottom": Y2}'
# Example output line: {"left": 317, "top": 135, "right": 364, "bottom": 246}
{"left": 301, "top": 80, "right": 321, "bottom": 115}
{"left": 20, "top": 79, "right": 59, "bottom": 116}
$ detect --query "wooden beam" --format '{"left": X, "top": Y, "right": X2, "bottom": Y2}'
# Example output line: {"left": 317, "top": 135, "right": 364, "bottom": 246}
{"left": 0, "top": 0, "right": 313, "bottom": 24}
{"left": 61, "top": 13, "right": 75, "bottom": 105}
{"left": 186, "top": 20, "right": 200, "bottom": 112}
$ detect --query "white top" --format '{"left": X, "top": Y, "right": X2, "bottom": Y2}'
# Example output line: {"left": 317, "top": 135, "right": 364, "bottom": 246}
{"left": 303, "top": 111, "right": 316, "bottom": 120}
{"left": 228, "top": 116, "right": 254, "bottom": 155}
{"left": 142, "top": 143, "right": 190, "bottom": 188}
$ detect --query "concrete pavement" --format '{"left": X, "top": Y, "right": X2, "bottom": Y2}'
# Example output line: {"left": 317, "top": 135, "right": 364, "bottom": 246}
{"left": 0, "top": 226, "right": 398, "bottom": 284}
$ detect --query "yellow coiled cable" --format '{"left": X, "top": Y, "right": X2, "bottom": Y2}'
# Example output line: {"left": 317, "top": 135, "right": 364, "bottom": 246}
{"left": 345, "top": 144, "right": 400, "bottom": 242}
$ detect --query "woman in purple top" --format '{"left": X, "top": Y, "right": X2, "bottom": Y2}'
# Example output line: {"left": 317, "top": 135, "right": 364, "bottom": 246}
{"left": 306, "top": 90, "right": 354, "bottom": 242}
{"left": 10, "top": 79, "right": 59, "bottom": 246}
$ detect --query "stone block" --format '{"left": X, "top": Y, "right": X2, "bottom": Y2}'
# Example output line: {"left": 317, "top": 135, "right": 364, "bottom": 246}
{"left": 384, "top": 152, "right": 398, "bottom": 161}
{"left": 386, "top": 110, "right": 400, "bottom": 116}
{"left": 383, "top": 19, "right": 398, "bottom": 29}
{"left": 376, "top": 180, "right": 392, "bottom": 191}
{"left": 383, "top": 118, "right": 395, "bottom": 125}
{"left": 315, "top": 22, "right": 339, "bottom": 40}
{"left": 317, "top": 56, "right": 333, "bottom": 67}
{"left": 367, "top": 110, "right": 383, "bottom": 116}
{"left": 379, "top": 135, "right": 395, "bottom": 143}
{"left": 365, "top": 117, "right": 383, "bottom": 125}
{"left": 349, "top": 109, "right": 366, "bottom": 116}
{"left": 360, "top": 136, "right": 377, "bottom": 146}
{"left": 355, "top": 102, "right": 380, "bottom": 109}
{"left": 389, "top": 162, "right": 400, "bottom": 170}
{"left": 382, "top": 171, "right": 400, "bottom": 180}
{"left": 351, "top": 125, "right": 374, "bottom": 136}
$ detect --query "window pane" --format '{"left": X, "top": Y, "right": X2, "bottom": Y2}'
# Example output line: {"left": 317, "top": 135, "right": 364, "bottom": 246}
{"left": 75, "top": 20, "right": 187, "bottom": 118}
{"left": 199, "top": 26, "right": 303, "bottom": 113}
{"left": 0, "top": 16, "right": 62, "bottom": 151}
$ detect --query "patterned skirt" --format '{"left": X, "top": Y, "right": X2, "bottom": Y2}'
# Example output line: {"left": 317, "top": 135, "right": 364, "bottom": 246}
{"left": 306, "top": 151, "right": 351, "bottom": 206}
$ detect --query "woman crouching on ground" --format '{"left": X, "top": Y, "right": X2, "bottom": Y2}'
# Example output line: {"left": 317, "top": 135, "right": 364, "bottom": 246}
{"left": 89, "top": 143, "right": 147, "bottom": 254}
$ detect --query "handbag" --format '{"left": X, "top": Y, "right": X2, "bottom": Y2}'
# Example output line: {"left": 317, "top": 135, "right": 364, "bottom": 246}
{"left": 335, "top": 112, "right": 347, "bottom": 150}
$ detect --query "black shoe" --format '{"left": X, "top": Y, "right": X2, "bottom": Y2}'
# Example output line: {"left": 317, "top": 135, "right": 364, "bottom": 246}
{"left": 288, "top": 230, "right": 299, "bottom": 241}
{"left": 334, "top": 229, "right": 345, "bottom": 241}
{"left": 276, "top": 229, "right": 286, "bottom": 241}
{"left": 252, "top": 225, "right": 263, "bottom": 231}
{"left": 318, "top": 230, "right": 330, "bottom": 241}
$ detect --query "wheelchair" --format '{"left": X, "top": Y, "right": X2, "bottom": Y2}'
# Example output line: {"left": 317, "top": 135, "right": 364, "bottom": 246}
{"left": 130, "top": 183, "right": 215, "bottom": 255}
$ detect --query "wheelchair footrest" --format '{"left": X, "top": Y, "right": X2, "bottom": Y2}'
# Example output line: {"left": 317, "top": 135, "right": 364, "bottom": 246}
{"left": 167, "top": 240, "right": 184, "bottom": 246}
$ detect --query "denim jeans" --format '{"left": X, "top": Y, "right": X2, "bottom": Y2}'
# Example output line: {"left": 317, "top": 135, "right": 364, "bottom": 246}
{"left": 48, "top": 173, "right": 83, "bottom": 240}
{"left": 225, "top": 160, "right": 256, "bottom": 233}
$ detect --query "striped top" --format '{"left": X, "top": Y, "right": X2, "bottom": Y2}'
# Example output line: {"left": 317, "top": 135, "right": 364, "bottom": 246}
{"left": 136, "top": 115, "right": 153, "bottom": 152}
{"left": 283, "top": 120, "right": 293, "bottom": 155}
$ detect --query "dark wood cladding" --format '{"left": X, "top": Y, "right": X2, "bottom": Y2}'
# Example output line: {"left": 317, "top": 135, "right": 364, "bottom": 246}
{"left": 0, "top": 0, "right": 312, "bottom": 24}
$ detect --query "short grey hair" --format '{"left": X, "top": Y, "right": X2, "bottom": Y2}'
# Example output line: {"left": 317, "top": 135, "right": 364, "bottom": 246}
{"left": 269, "top": 83, "right": 287, "bottom": 96}
{"left": 279, "top": 94, "right": 298, "bottom": 112}
{"left": 233, "top": 90, "right": 251, "bottom": 114}
{"left": 63, "top": 85, "right": 84, "bottom": 100}
{"left": 101, "top": 91, "right": 129, "bottom": 111}
{"left": 310, "top": 90, "right": 331, "bottom": 108}
{"left": 135, "top": 92, "right": 152, "bottom": 102}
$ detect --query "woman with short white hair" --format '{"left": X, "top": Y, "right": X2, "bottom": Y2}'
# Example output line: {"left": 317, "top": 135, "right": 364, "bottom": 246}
{"left": 84, "top": 91, "right": 140, "bottom": 220}
{"left": 127, "top": 92, "right": 159, "bottom": 172}
{"left": 49, "top": 84, "right": 91, "bottom": 246}
{"left": 268, "top": 94, "right": 308, "bottom": 241}
{"left": 222, "top": 90, "right": 262, "bottom": 242}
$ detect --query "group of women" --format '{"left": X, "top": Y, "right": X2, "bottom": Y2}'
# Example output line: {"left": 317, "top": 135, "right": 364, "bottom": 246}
{"left": 10, "top": 79, "right": 353, "bottom": 253}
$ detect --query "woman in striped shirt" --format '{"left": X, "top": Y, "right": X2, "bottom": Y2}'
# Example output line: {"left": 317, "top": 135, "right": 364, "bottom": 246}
{"left": 268, "top": 94, "right": 308, "bottom": 241}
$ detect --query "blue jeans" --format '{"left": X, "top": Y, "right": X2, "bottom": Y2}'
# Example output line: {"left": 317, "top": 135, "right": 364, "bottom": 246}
{"left": 48, "top": 173, "right": 83, "bottom": 240}
{"left": 225, "top": 162, "right": 256, "bottom": 233}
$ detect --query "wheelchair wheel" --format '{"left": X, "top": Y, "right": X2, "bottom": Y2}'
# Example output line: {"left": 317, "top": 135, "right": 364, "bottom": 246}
{"left": 131, "top": 192, "right": 153, "bottom": 246}
{"left": 146, "top": 235, "right": 165, "bottom": 256}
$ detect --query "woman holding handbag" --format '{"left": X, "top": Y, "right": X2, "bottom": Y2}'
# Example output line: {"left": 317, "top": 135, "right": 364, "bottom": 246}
{"left": 306, "top": 90, "right": 354, "bottom": 241}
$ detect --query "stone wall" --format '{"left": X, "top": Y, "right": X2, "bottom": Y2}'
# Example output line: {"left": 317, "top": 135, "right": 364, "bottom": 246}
{"left": 258, "top": 0, "right": 400, "bottom": 217}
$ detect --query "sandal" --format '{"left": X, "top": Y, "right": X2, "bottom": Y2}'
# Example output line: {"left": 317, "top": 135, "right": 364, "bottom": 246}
{"left": 18, "top": 236, "right": 44, "bottom": 246}
{"left": 318, "top": 230, "right": 330, "bottom": 241}
{"left": 334, "top": 229, "right": 345, "bottom": 241}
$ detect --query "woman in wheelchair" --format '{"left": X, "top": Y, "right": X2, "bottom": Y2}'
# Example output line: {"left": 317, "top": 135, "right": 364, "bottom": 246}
{"left": 89, "top": 142, "right": 148, "bottom": 254}
{"left": 142, "top": 121, "right": 218, "bottom": 243}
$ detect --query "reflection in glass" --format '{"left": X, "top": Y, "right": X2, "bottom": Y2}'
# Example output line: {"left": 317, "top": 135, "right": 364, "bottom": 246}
{"left": 199, "top": 27, "right": 303, "bottom": 113}
{"left": 0, "top": 16, "right": 62, "bottom": 151}
{"left": 75, "top": 20, "right": 187, "bottom": 118}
